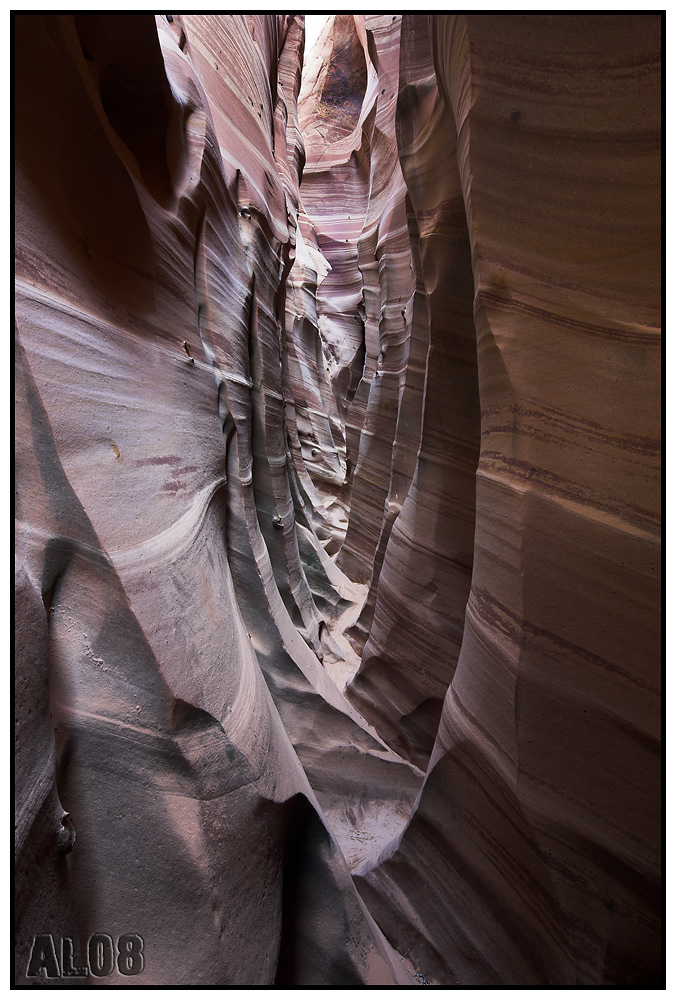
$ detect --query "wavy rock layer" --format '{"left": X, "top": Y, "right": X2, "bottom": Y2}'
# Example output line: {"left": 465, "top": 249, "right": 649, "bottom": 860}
{"left": 350, "top": 13, "right": 661, "bottom": 988}
{"left": 14, "top": 13, "right": 415, "bottom": 987}
{"left": 15, "top": 12, "right": 661, "bottom": 988}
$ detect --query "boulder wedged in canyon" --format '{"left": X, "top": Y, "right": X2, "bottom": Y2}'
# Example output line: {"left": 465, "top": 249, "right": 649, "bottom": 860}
{"left": 15, "top": 12, "right": 661, "bottom": 988}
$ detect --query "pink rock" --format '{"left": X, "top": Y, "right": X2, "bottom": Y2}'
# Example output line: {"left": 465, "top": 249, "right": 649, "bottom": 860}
{"left": 14, "top": 11, "right": 661, "bottom": 988}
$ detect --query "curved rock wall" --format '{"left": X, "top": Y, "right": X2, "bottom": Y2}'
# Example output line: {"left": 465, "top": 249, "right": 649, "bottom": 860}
{"left": 14, "top": 13, "right": 414, "bottom": 987}
{"left": 15, "top": 12, "right": 661, "bottom": 988}
{"left": 298, "top": 16, "right": 424, "bottom": 598}
{"left": 345, "top": 14, "right": 481, "bottom": 770}
{"left": 351, "top": 13, "right": 661, "bottom": 987}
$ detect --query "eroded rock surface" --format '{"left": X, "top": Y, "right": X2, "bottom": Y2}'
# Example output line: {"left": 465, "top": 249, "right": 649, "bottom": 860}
{"left": 14, "top": 13, "right": 415, "bottom": 987}
{"left": 350, "top": 13, "right": 661, "bottom": 988}
{"left": 15, "top": 12, "right": 661, "bottom": 988}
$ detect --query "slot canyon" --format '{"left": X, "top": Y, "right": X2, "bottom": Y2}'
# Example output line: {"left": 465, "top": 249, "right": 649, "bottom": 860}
{"left": 14, "top": 13, "right": 661, "bottom": 987}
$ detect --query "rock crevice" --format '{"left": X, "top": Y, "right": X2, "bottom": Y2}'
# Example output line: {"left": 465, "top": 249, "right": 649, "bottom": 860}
{"left": 15, "top": 13, "right": 661, "bottom": 987}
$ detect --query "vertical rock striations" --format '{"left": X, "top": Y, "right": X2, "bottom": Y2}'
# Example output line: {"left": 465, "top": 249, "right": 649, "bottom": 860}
{"left": 350, "top": 13, "right": 661, "bottom": 988}
{"left": 345, "top": 14, "right": 481, "bottom": 770}
{"left": 298, "top": 16, "right": 425, "bottom": 601}
{"left": 14, "top": 13, "right": 414, "bottom": 986}
{"left": 15, "top": 11, "right": 661, "bottom": 988}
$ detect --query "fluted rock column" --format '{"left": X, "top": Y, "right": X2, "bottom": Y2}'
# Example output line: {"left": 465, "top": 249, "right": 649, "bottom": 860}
{"left": 354, "top": 13, "right": 661, "bottom": 987}
{"left": 346, "top": 14, "right": 480, "bottom": 769}
{"left": 14, "top": 13, "right": 413, "bottom": 985}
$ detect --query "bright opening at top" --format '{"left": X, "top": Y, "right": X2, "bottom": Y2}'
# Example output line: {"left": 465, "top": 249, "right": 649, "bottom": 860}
{"left": 304, "top": 14, "right": 330, "bottom": 63}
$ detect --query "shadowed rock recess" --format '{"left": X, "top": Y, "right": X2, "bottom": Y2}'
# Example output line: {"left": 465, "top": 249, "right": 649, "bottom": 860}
{"left": 15, "top": 13, "right": 661, "bottom": 987}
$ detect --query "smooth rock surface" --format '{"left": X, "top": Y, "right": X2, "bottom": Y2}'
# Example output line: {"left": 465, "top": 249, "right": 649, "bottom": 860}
{"left": 14, "top": 13, "right": 415, "bottom": 987}
{"left": 351, "top": 13, "right": 661, "bottom": 987}
{"left": 15, "top": 11, "right": 661, "bottom": 989}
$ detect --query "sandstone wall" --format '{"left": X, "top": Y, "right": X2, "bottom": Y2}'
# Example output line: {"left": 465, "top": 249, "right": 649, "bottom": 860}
{"left": 15, "top": 12, "right": 661, "bottom": 988}
{"left": 350, "top": 13, "right": 661, "bottom": 987}
{"left": 14, "top": 13, "right": 414, "bottom": 986}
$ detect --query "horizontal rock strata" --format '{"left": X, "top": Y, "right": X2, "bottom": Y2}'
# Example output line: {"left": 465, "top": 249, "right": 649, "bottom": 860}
{"left": 15, "top": 12, "right": 661, "bottom": 988}
{"left": 350, "top": 13, "right": 662, "bottom": 988}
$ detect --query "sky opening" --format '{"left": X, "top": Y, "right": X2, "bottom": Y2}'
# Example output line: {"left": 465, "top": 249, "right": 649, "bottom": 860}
{"left": 304, "top": 14, "right": 330, "bottom": 63}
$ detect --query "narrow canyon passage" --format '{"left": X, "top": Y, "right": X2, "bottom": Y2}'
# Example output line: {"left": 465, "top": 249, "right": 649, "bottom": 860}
{"left": 14, "top": 14, "right": 661, "bottom": 987}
